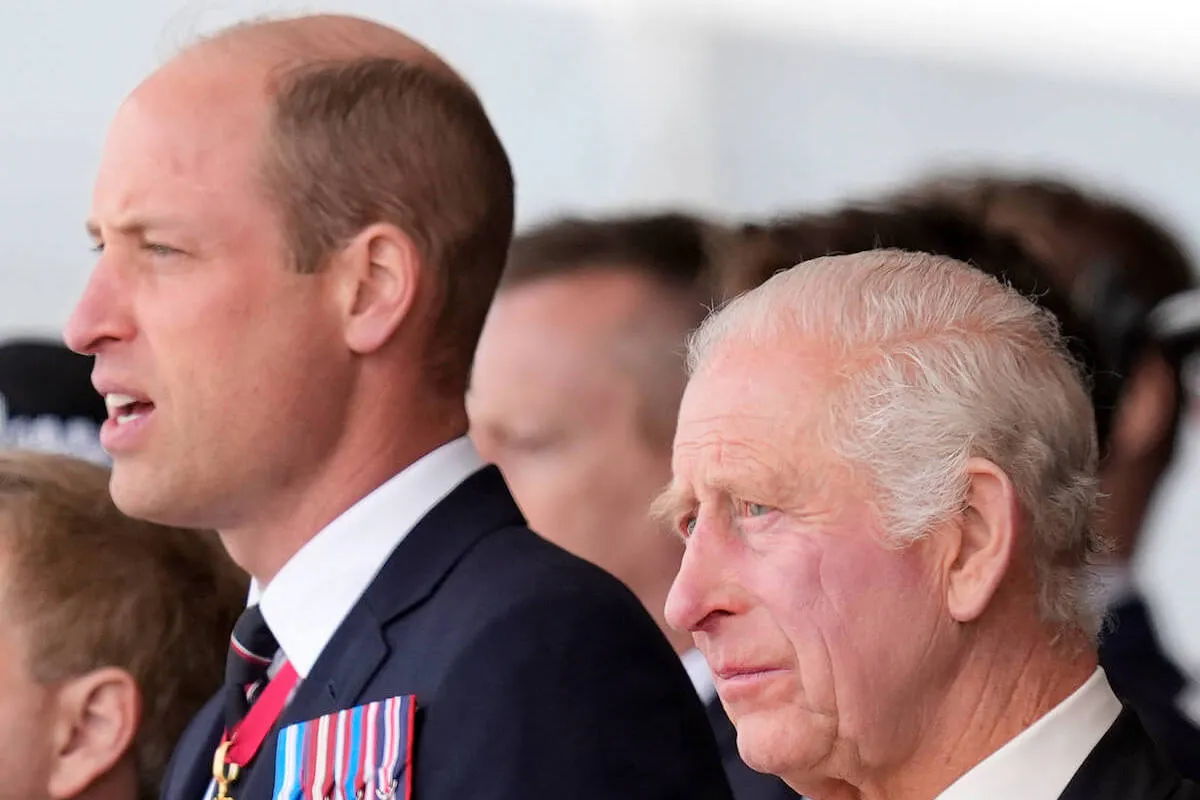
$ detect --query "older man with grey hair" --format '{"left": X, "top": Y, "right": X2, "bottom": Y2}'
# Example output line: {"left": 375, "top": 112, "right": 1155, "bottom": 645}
{"left": 657, "top": 249, "right": 1198, "bottom": 800}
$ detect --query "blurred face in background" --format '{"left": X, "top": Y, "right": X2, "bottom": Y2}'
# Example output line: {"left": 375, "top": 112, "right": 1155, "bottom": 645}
{"left": 64, "top": 50, "right": 351, "bottom": 533}
{"left": 469, "top": 269, "right": 685, "bottom": 630}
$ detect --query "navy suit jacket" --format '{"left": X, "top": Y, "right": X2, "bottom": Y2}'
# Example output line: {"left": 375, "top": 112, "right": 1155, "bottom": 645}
{"left": 161, "top": 467, "right": 733, "bottom": 800}
{"left": 705, "top": 698, "right": 802, "bottom": 800}
{"left": 1060, "top": 707, "right": 1199, "bottom": 799}
{"left": 1100, "top": 594, "right": 1200, "bottom": 781}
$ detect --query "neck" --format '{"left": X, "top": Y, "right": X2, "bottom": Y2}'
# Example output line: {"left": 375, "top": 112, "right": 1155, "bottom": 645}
{"left": 221, "top": 396, "right": 468, "bottom": 585}
{"left": 856, "top": 624, "right": 1097, "bottom": 800}
{"left": 78, "top": 754, "right": 138, "bottom": 800}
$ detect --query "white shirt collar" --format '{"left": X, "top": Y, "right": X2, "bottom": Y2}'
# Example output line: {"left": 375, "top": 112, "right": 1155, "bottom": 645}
{"left": 936, "top": 668, "right": 1122, "bottom": 800}
{"left": 248, "top": 436, "right": 484, "bottom": 678}
{"left": 681, "top": 647, "right": 718, "bottom": 707}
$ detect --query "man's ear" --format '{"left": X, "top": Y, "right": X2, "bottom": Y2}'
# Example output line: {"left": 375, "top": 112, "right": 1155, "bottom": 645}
{"left": 943, "top": 457, "right": 1020, "bottom": 623}
{"left": 47, "top": 667, "right": 140, "bottom": 800}
{"left": 333, "top": 223, "right": 422, "bottom": 355}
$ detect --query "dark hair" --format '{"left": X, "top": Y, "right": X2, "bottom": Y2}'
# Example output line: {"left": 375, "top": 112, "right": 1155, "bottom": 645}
{"left": 504, "top": 212, "right": 725, "bottom": 298}
{"left": 900, "top": 174, "right": 1197, "bottom": 464}
{"left": 262, "top": 57, "right": 515, "bottom": 396}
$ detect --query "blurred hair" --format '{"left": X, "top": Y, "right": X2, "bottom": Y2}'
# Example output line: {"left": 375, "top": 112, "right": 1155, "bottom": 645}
{"left": 0, "top": 451, "right": 247, "bottom": 800}
{"left": 898, "top": 173, "right": 1197, "bottom": 467}
{"left": 690, "top": 250, "right": 1103, "bottom": 636}
{"left": 501, "top": 212, "right": 729, "bottom": 447}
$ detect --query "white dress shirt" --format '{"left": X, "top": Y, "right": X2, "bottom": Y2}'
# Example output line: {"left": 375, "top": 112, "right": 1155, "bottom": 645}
{"left": 936, "top": 668, "right": 1123, "bottom": 800}
{"left": 247, "top": 436, "right": 485, "bottom": 678}
{"left": 681, "top": 647, "right": 719, "bottom": 707}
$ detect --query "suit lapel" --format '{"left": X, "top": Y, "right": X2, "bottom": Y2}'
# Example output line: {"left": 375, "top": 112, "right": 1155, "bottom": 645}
{"left": 240, "top": 466, "right": 524, "bottom": 800}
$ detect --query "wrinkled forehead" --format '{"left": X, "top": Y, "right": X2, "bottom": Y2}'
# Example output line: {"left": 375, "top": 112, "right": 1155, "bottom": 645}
{"left": 672, "top": 338, "right": 840, "bottom": 481}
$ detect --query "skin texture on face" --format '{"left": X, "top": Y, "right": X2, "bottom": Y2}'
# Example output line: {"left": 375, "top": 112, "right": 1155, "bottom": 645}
{"left": 66, "top": 51, "right": 352, "bottom": 536}
{"left": 469, "top": 269, "right": 689, "bottom": 650}
{"left": 65, "top": 17, "right": 465, "bottom": 582}
{"left": 660, "top": 337, "right": 959, "bottom": 795}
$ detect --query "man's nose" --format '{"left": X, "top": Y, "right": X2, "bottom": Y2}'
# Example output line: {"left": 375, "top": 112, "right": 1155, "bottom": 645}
{"left": 64, "top": 259, "right": 132, "bottom": 356}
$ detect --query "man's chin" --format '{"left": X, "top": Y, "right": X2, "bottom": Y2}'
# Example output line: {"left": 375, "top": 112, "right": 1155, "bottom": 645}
{"left": 735, "top": 708, "right": 836, "bottom": 787}
{"left": 109, "top": 465, "right": 180, "bottom": 525}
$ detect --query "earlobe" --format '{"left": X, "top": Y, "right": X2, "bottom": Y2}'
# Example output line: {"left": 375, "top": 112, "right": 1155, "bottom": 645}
{"left": 47, "top": 668, "right": 140, "bottom": 800}
{"left": 340, "top": 224, "right": 421, "bottom": 355}
{"left": 944, "top": 457, "right": 1019, "bottom": 623}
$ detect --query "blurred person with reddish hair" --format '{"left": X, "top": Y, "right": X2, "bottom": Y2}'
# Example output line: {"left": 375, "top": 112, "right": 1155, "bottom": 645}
{"left": 0, "top": 450, "right": 245, "bottom": 800}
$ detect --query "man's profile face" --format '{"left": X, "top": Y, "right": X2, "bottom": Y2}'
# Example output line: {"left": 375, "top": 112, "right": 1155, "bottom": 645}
{"left": 64, "top": 52, "right": 351, "bottom": 531}
{"left": 661, "top": 336, "right": 950, "bottom": 786}
{"left": 469, "top": 269, "right": 678, "bottom": 591}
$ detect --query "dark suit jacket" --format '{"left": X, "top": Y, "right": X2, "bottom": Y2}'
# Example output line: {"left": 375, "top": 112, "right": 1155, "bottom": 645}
{"left": 161, "top": 467, "right": 733, "bottom": 800}
{"left": 1060, "top": 707, "right": 1200, "bottom": 800}
{"left": 1100, "top": 594, "right": 1200, "bottom": 781}
{"left": 705, "top": 697, "right": 802, "bottom": 800}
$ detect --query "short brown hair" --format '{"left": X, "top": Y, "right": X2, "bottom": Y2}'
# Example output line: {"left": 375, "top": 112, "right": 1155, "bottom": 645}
{"left": 504, "top": 212, "right": 727, "bottom": 298}
{"left": 262, "top": 56, "right": 515, "bottom": 396}
{"left": 0, "top": 451, "right": 247, "bottom": 800}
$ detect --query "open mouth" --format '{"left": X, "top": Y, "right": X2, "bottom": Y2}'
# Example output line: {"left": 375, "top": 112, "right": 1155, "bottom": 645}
{"left": 104, "top": 393, "right": 155, "bottom": 425}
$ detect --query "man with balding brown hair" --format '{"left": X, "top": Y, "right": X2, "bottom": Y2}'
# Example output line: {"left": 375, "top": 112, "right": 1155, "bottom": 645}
{"left": 66, "top": 13, "right": 731, "bottom": 800}
{"left": 0, "top": 450, "right": 244, "bottom": 800}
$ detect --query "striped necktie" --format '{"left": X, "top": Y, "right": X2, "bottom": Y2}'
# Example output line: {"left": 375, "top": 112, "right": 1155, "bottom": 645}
{"left": 224, "top": 604, "right": 280, "bottom": 732}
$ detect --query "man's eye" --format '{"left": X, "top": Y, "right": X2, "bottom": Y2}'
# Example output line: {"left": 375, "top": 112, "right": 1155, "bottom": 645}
{"left": 89, "top": 242, "right": 105, "bottom": 254}
{"left": 746, "top": 502, "right": 771, "bottom": 517}
{"left": 143, "top": 242, "right": 181, "bottom": 257}
{"left": 680, "top": 515, "right": 697, "bottom": 538}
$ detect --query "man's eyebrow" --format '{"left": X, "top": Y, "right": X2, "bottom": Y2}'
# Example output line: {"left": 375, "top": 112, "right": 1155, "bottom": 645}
{"left": 85, "top": 216, "right": 187, "bottom": 238}
{"left": 649, "top": 482, "right": 692, "bottom": 529}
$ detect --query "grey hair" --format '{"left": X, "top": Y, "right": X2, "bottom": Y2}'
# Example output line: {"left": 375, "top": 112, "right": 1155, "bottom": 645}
{"left": 688, "top": 250, "right": 1104, "bottom": 637}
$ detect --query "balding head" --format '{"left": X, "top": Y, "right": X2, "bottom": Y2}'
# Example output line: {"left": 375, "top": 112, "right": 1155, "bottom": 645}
{"left": 185, "top": 14, "right": 463, "bottom": 84}
{"left": 136, "top": 12, "right": 514, "bottom": 395}
{"left": 68, "top": 13, "right": 512, "bottom": 569}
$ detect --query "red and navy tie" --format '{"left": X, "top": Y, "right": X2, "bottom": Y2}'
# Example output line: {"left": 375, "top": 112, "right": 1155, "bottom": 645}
{"left": 224, "top": 604, "right": 280, "bottom": 732}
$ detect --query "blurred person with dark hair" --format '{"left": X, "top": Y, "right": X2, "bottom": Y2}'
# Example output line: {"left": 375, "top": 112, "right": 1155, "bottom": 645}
{"left": 67, "top": 13, "right": 731, "bottom": 800}
{"left": 725, "top": 191, "right": 1200, "bottom": 777}
{"left": 0, "top": 449, "right": 246, "bottom": 800}
{"left": 897, "top": 174, "right": 1200, "bottom": 778}
{"left": 470, "top": 212, "right": 801, "bottom": 800}
{"left": 0, "top": 339, "right": 107, "bottom": 464}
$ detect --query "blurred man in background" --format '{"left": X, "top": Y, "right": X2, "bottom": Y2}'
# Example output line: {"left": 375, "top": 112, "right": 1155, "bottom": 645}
{"left": 68, "top": 13, "right": 731, "bottom": 800}
{"left": 0, "top": 450, "right": 245, "bottom": 800}
{"left": 662, "top": 249, "right": 1197, "bottom": 799}
{"left": 0, "top": 339, "right": 107, "bottom": 464}
{"left": 470, "top": 212, "right": 800, "bottom": 800}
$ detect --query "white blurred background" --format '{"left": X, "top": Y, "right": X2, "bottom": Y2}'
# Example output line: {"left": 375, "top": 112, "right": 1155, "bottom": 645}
{"left": 2, "top": 0, "right": 1197, "bottom": 670}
